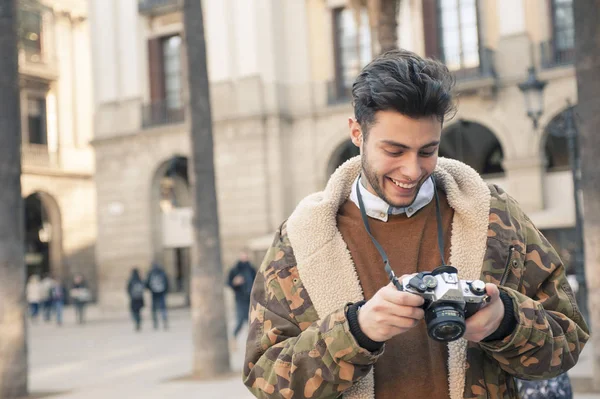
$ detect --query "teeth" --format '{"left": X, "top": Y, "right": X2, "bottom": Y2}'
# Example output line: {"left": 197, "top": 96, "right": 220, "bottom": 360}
{"left": 390, "top": 178, "right": 417, "bottom": 189}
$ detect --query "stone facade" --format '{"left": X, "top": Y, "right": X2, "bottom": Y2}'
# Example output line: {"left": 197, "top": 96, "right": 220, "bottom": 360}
{"left": 89, "top": 0, "right": 580, "bottom": 309}
{"left": 21, "top": 0, "right": 97, "bottom": 295}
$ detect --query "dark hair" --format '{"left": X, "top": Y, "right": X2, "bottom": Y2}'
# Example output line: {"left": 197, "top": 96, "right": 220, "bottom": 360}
{"left": 352, "top": 49, "right": 456, "bottom": 133}
{"left": 131, "top": 268, "right": 141, "bottom": 280}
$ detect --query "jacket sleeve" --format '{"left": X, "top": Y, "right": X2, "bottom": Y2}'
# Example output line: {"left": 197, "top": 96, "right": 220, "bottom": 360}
{"left": 479, "top": 210, "right": 589, "bottom": 380}
{"left": 242, "top": 225, "right": 382, "bottom": 399}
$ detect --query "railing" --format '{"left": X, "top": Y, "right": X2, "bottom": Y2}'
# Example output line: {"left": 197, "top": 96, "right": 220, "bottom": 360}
{"left": 138, "top": 0, "right": 182, "bottom": 15}
{"left": 22, "top": 143, "right": 59, "bottom": 169}
{"left": 540, "top": 40, "right": 575, "bottom": 69}
{"left": 452, "top": 48, "right": 496, "bottom": 82}
{"left": 141, "top": 100, "right": 185, "bottom": 128}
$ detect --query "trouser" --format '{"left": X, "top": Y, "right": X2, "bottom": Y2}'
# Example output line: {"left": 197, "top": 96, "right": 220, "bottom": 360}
{"left": 131, "top": 308, "right": 142, "bottom": 331}
{"left": 233, "top": 300, "right": 250, "bottom": 338}
{"left": 55, "top": 301, "right": 64, "bottom": 325}
{"left": 151, "top": 295, "right": 168, "bottom": 329}
{"left": 43, "top": 299, "right": 53, "bottom": 321}
{"left": 75, "top": 302, "right": 86, "bottom": 324}
{"left": 30, "top": 303, "right": 40, "bottom": 320}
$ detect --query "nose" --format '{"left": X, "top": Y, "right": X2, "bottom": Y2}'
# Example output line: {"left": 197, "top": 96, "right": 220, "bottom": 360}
{"left": 401, "top": 154, "right": 421, "bottom": 181}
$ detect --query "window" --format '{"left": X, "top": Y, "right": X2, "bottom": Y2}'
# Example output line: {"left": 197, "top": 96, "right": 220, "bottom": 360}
{"left": 162, "top": 35, "right": 182, "bottom": 109}
{"left": 145, "top": 34, "right": 184, "bottom": 127}
{"left": 27, "top": 97, "right": 47, "bottom": 145}
{"left": 552, "top": 0, "right": 574, "bottom": 53}
{"left": 19, "top": 9, "right": 43, "bottom": 62}
{"left": 332, "top": 7, "right": 371, "bottom": 100}
{"left": 148, "top": 34, "right": 182, "bottom": 107}
{"left": 438, "top": 0, "right": 480, "bottom": 71}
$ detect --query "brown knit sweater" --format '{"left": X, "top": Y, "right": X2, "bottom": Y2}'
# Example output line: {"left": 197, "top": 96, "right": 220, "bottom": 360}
{"left": 337, "top": 191, "right": 455, "bottom": 399}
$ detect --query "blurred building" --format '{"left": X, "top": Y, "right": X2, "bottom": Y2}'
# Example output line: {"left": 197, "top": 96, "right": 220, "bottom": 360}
{"left": 20, "top": 0, "right": 96, "bottom": 294}
{"left": 89, "top": 0, "right": 579, "bottom": 308}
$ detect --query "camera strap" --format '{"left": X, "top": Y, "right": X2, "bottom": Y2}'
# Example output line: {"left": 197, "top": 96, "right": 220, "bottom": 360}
{"left": 355, "top": 175, "right": 447, "bottom": 290}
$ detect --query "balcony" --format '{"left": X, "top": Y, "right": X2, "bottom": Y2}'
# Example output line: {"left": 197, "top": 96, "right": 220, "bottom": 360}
{"left": 141, "top": 100, "right": 185, "bottom": 129}
{"left": 19, "top": 49, "right": 59, "bottom": 80}
{"left": 452, "top": 48, "right": 496, "bottom": 82}
{"left": 22, "top": 143, "right": 59, "bottom": 170}
{"left": 540, "top": 40, "right": 575, "bottom": 69}
{"left": 138, "top": 0, "right": 182, "bottom": 16}
{"left": 452, "top": 48, "right": 497, "bottom": 96}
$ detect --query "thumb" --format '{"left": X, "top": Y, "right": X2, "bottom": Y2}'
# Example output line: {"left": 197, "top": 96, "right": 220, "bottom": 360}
{"left": 485, "top": 283, "right": 500, "bottom": 301}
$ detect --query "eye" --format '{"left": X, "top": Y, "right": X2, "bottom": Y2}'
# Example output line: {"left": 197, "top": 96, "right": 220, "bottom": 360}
{"left": 419, "top": 150, "right": 436, "bottom": 157}
{"left": 385, "top": 150, "right": 404, "bottom": 157}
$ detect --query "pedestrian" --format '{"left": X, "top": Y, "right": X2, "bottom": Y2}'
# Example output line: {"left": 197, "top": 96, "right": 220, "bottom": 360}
{"left": 26, "top": 274, "right": 43, "bottom": 322}
{"left": 227, "top": 251, "right": 257, "bottom": 340}
{"left": 146, "top": 261, "right": 169, "bottom": 330}
{"left": 70, "top": 274, "right": 91, "bottom": 325}
{"left": 127, "top": 268, "right": 145, "bottom": 331}
{"left": 40, "top": 273, "right": 56, "bottom": 322}
{"left": 516, "top": 373, "right": 573, "bottom": 399}
{"left": 51, "top": 280, "right": 66, "bottom": 326}
{"left": 242, "top": 49, "right": 588, "bottom": 398}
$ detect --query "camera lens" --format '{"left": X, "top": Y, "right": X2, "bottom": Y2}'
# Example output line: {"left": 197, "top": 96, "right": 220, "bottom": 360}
{"left": 425, "top": 304, "right": 466, "bottom": 342}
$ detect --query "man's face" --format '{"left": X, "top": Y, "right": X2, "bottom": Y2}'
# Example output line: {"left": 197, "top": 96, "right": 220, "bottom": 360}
{"left": 349, "top": 110, "right": 442, "bottom": 208}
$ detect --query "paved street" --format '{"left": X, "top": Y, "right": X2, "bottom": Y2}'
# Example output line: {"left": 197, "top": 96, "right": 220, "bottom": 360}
{"left": 29, "top": 307, "right": 253, "bottom": 399}
{"left": 28, "top": 306, "right": 599, "bottom": 399}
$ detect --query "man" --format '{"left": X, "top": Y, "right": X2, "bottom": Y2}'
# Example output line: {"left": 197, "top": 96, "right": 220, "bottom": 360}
{"left": 146, "top": 261, "right": 169, "bottom": 330}
{"left": 40, "top": 273, "right": 56, "bottom": 322}
{"left": 242, "top": 50, "right": 589, "bottom": 399}
{"left": 227, "top": 251, "right": 257, "bottom": 339}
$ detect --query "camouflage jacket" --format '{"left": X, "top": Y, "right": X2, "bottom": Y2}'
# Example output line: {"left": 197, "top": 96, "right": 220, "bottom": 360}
{"left": 243, "top": 157, "right": 589, "bottom": 399}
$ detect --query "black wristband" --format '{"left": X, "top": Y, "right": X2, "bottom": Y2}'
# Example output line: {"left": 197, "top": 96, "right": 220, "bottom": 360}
{"left": 346, "top": 300, "right": 385, "bottom": 352}
{"left": 481, "top": 290, "right": 517, "bottom": 342}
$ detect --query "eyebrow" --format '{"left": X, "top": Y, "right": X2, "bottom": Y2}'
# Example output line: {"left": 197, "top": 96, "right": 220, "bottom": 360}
{"left": 380, "top": 140, "right": 440, "bottom": 150}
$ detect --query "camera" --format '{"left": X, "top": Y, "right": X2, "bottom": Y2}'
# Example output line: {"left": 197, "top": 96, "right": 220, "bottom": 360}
{"left": 396, "top": 265, "right": 490, "bottom": 342}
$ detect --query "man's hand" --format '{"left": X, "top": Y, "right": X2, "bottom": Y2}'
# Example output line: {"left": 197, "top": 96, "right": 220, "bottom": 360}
{"left": 232, "top": 275, "right": 245, "bottom": 287}
{"left": 463, "top": 283, "right": 505, "bottom": 342}
{"left": 357, "top": 281, "right": 425, "bottom": 342}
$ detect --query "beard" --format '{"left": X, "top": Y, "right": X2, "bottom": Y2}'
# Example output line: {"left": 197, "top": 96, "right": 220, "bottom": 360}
{"left": 360, "top": 150, "right": 429, "bottom": 208}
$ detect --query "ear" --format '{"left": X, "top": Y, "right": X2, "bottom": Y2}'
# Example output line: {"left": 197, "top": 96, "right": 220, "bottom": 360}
{"left": 349, "top": 118, "right": 363, "bottom": 148}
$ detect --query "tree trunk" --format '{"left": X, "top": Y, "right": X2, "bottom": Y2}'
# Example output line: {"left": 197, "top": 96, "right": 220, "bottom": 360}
{"left": 182, "top": 0, "right": 231, "bottom": 378}
{"left": 573, "top": 0, "right": 600, "bottom": 391}
{"left": 0, "top": 0, "right": 28, "bottom": 397}
{"left": 351, "top": 0, "right": 400, "bottom": 56}
{"left": 377, "top": 0, "right": 400, "bottom": 53}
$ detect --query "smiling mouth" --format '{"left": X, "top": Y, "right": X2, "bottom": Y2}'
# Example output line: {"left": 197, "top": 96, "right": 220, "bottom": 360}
{"left": 389, "top": 177, "right": 418, "bottom": 189}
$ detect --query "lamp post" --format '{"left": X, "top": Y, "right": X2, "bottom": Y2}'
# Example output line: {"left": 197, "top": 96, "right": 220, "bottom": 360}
{"left": 517, "top": 67, "right": 547, "bottom": 129}
{"left": 518, "top": 67, "right": 589, "bottom": 323}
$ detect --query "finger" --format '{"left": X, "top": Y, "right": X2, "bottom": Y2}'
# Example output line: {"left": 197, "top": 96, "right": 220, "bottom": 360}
{"left": 374, "top": 301, "right": 425, "bottom": 320}
{"left": 485, "top": 283, "right": 500, "bottom": 301}
{"left": 380, "top": 288, "right": 425, "bottom": 307}
{"left": 381, "top": 314, "right": 422, "bottom": 330}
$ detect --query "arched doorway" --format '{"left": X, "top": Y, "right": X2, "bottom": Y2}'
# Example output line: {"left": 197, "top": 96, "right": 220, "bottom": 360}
{"left": 24, "top": 192, "right": 63, "bottom": 280}
{"left": 151, "top": 156, "right": 191, "bottom": 303}
{"left": 326, "top": 139, "right": 360, "bottom": 178}
{"left": 543, "top": 107, "right": 574, "bottom": 171}
{"left": 439, "top": 120, "right": 505, "bottom": 175}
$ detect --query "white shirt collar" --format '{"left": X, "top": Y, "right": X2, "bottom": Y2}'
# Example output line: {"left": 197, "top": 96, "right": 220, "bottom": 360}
{"left": 349, "top": 175, "right": 435, "bottom": 222}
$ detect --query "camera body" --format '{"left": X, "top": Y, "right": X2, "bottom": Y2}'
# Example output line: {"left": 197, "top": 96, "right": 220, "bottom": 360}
{"left": 397, "top": 265, "right": 489, "bottom": 342}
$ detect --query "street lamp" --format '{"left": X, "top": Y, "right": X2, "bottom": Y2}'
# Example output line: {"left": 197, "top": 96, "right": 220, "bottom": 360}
{"left": 518, "top": 67, "right": 589, "bottom": 324}
{"left": 517, "top": 67, "right": 547, "bottom": 129}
